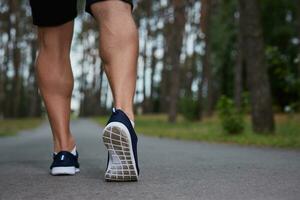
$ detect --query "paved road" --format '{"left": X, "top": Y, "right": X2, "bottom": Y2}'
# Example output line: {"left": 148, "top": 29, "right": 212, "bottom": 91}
{"left": 0, "top": 119, "right": 299, "bottom": 200}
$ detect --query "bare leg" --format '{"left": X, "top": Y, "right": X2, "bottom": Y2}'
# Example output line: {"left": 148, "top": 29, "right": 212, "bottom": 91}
{"left": 91, "top": 0, "right": 138, "bottom": 121}
{"left": 36, "top": 21, "right": 75, "bottom": 152}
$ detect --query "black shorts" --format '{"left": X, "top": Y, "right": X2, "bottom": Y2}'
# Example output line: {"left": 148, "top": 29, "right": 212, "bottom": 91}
{"left": 29, "top": 0, "right": 134, "bottom": 27}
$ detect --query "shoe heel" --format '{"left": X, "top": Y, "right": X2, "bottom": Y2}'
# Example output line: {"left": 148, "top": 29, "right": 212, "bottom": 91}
{"left": 51, "top": 166, "right": 76, "bottom": 175}
{"left": 102, "top": 123, "right": 138, "bottom": 181}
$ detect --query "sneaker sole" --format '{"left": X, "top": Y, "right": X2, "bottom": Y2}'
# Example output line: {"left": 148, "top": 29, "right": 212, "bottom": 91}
{"left": 51, "top": 167, "right": 80, "bottom": 176}
{"left": 102, "top": 122, "right": 138, "bottom": 182}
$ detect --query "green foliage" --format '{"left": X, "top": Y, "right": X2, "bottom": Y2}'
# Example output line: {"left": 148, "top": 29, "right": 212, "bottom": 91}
{"left": 241, "top": 92, "right": 251, "bottom": 113}
{"left": 261, "top": 0, "right": 300, "bottom": 110}
{"left": 266, "top": 46, "right": 300, "bottom": 109}
{"left": 210, "top": 0, "right": 238, "bottom": 97}
{"left": 209, "top": 0, "right": 300, "bottom": 111}
{"left": 217, "top": 96, "right": 244, "bottom": 134}
{"left": 179, "top": 97, "right": 199, "bottom": 121}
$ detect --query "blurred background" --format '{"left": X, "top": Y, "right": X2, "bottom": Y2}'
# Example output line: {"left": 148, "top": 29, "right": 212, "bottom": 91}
{"left": 0, "top": 0, "right": 299, "bottom": 148}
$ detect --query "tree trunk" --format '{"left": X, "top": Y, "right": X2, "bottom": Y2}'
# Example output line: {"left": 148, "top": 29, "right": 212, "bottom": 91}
{"left": 188, "top": 51, "right": 198, "bottom": 97}
{"left": 28, "top": 39, "right": 42, "bottom": 117}
{"left": 104, "top": 82, "right": 109, "bottom": 111}
{"left": 199, "top": 0, "right": 214, "bottom": 118}
{"left": 0, "top": 1, "right": 11, "bottom": 117}
{"left": 11, "top": 0, "right": 21, "bottom": 117}
{"left": 297, "top": 0, "right": 300, "bottom": 80}
{"left": 98, "top": 63, "right": 104, "bottom": 111}
{"left": 79, "top": 48, "right": 88, "bottom": 116}
{"left": 234, "top": 5, "right": 244, "bottom": 110}
{"left": 159, "top": 25, "right": 171, "bottom": 113}
{"left": 149, "top": 45, "right": 157, "bottom": 112}
{"left": 238, "top": 0, "right": 275, "bottom": 133}
{"left": 167, "top": 0, "right": 186, "bottom": 123}
{"left": 91, "top": 58, "right": 101, "bottom": 115}
{"left": 142, "top": 27, "right": 148, "bottom": 112}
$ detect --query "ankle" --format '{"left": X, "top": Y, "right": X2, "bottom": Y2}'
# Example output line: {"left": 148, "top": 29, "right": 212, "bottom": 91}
{"left": 115, "top": 106, "right": 134, "bottom": 122}
{"left": 125, "top": 111, "right": 135, "bottom": 122}
{"left": 54, "top": 135, "right": 76, "bottom": 153}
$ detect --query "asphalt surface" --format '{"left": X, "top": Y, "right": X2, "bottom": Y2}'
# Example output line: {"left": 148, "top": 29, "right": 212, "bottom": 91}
{"left": 0, "top": 119, "right": 299, "bottom": 200}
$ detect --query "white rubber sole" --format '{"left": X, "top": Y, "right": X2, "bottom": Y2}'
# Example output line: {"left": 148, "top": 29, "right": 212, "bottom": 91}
{"left": 102, "top": 122, "right": 138, "bottom": 181}
{"left": 51, "top": 167, "right": 80, "bottom": 176}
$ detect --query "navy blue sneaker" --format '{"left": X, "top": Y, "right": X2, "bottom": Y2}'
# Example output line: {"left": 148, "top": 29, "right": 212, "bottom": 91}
{"left": 50, "top": 151, "right": 80, "bottom": 175}
{"left": 102, "top": 108, "right": 139, "bottom": 181}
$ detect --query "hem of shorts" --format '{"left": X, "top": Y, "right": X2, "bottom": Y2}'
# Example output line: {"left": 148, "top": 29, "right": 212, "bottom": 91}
{"left": 32, "top": 12, "right": 77, "bottom": 27}
{"left": 85, "top": 0, "right": 133, "bottom": 17}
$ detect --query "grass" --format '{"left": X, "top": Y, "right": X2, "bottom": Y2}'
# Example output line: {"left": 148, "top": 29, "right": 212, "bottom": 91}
{"left": 0, "top": 118, "right": 44, "bottom": 137}
{"left": 95, "top": 114, "right": 300, "bottom": 149}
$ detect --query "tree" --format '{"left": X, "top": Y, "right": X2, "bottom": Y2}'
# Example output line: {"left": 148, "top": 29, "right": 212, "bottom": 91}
{"left": 297, "top": 0, "right": 300, "bottom": 79}
{"left": 27, "top": 38, "right": 42, "bottom": 117}
{"left": 238, "top": 0, "right": 275, "bottom": 133}
{"left": 234, "top": 2, "right": 244, "bottom": 110}
{"left": 160, "top": 23, "right": 172, "bottom": 113}
{"left": 168, "top": 0, "right": 186, "bottom": 122}
{"left": 198, "top": 0, "right": 212, "bottom": 118}
{"left": 0, "top": 0, "right": 43, "bottom": 118}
